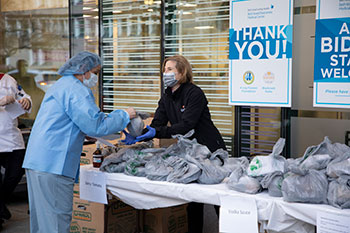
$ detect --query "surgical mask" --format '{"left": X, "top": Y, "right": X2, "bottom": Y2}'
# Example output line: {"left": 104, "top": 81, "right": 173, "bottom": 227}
{"left": 83, "top": 72, "right": 98, "bottom": 88}
{"left": 163, "top": 72, "right": 178, "bottom": 88}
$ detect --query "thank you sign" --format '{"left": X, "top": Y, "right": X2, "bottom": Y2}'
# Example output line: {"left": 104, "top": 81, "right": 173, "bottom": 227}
{"left": 229, "top": 0, "right": 293, "bottom": 107}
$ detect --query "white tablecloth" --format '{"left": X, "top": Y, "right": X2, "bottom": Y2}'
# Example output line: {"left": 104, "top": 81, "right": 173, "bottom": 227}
{"left": 81, "top": 165, "right": 350, "bottom": 233}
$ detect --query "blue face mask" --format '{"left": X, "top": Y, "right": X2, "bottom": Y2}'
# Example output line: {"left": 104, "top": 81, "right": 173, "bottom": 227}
{"left": 83, "top": 72, "right": 98, "bottom": 88}
{"left": 163, "top": 72, "right": 178, "bottom": 88}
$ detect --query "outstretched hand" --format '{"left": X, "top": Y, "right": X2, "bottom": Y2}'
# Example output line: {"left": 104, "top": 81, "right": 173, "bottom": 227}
{"left": 135, "top": 125, "right": 156, "bottom": 141}
{"left": 121, "top": 130, "right": 137, "bottom": 145}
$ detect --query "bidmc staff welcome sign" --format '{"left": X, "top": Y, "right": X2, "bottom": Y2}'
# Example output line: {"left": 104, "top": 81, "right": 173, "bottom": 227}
{"left": 229, "top": 0, "right": 293, "bottom": 107}
{"left": 313, "top": 0, "right": 350, "bottom": 108}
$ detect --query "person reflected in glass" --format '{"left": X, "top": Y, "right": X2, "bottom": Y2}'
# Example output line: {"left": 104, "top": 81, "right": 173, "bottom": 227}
{"left": 22, "top": 51, "right": 136, "bottom": 233}
{"left": 123, "top": 55, "right": 226, "bottom": 233}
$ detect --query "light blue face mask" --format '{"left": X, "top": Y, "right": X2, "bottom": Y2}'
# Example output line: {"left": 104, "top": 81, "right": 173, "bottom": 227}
{"left": 83, "top": 72, "right": 98, "bottom": 88}
{"left": 163, "top": 72, "right": 178, "bottom": 88}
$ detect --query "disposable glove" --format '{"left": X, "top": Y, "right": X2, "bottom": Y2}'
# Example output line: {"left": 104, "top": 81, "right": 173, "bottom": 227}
{"left": 135, "top": 125, "right": 156, "bottom": 141}
{"left": 121, "top": 130, "right": 137, "bottom": 145}
{"left": 0, "top": 96, "right": 15, "bottom": 106}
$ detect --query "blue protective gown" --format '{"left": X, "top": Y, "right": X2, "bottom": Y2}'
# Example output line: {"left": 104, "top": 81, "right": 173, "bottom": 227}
{"left": 22, "top": 75, "right": 129, "bottom": 179}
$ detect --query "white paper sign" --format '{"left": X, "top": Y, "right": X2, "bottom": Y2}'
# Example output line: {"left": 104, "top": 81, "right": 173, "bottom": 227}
{"left": 5, "top": 101, "right": 25, "bottom": 119}
{"left": 79, "top": 168, "right": 108, "bottom": 204}
{"left": 317, "top": 211, "right": 350, "bottom": 233}
{"left": 219, "top": 195, "right": 258, "bottom": 233}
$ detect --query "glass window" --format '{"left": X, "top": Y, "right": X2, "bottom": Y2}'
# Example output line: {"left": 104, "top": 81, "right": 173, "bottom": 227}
{"left": 0, "top": 0, "right": 69, "bottom": 128}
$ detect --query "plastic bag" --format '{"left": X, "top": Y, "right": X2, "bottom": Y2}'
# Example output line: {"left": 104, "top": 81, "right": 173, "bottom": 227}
{"left": 126, "top": 111, "right": 150, "bottom": 137}
{"left": 166, "top": 156, "right": 201, "bottom": 184}
{"left": 300, "top": 154, "right": 332, "bottom": 170}
{"left": 260, "top": 171, "right": 284, "bottom": 197}
{"left": 194, "top": 159, "right": 228, "bottom": 184}
{"left": 281, "top": 166, "right": 328, "bottom": 204}
{"left": 227, "top": 173, "right": 261, "bottom": 194}
{"left": 226, "top": 158, "right": 261, "bottom": 194}
{"left": 327, "top": 153, "right": 350, "bottom": 178}
{"left": 301, "top": 137, "right": 333, "bottom": 162}
{"left": 247, "top": 138, "right": 286, "bottom": 177}
{"left": 327, "top": 175, "right": 350, "bottom": 209}
{"left": 145, "top": 155, "right": 172, "bottom": 181}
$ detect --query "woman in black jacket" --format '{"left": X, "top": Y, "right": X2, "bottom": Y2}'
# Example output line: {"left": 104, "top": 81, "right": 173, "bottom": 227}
{"left": 125, "top": 55, "right": 226, "bottom": 233}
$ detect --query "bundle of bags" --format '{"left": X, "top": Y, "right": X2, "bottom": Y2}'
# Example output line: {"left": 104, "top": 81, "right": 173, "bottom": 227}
{"left": 99, "top": 131, "right": 350, "bottom": 209}
{"left": 100, "top": 130, "right": 248, "bottom": 185}
{"left": 226, "top": 137, "right": 350, "bottom": 209}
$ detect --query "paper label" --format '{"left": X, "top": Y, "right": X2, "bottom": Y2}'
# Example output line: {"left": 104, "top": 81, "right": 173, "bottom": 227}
{"left": 79, "top": 168, "right": 108, "bottom": 204}
{"left": 317, "top": 211, "right": 350, "bottom": 233}
{"left": 219, "top": 195, "right": 258, "bottom": 233}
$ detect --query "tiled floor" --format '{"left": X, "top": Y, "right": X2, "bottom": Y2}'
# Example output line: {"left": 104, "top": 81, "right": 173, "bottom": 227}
{"left": 2, "top": 192, "right": 218, "bottom": 233}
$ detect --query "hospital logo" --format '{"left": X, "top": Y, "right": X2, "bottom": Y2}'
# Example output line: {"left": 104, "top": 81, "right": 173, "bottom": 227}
{"left": 243, "top": 71, "right": 255, "bottom": 85}
{"left": 263, "top": 72, "right": 275, "bottom": 84}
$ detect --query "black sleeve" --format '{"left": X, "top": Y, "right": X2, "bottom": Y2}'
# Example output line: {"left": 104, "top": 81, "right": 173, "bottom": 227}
{"left": 149, "top": 97, "right": 171, "bottom": 138}
{"left": 152, "top": 87, "right": 207, "bottom": 138}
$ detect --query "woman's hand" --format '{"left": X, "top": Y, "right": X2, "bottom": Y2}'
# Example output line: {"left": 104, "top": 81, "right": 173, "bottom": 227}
{"left": 125, "top": 107, "right": 136, "bottom": 119}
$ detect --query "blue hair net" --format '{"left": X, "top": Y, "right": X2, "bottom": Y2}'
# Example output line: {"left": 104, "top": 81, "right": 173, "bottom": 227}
{"left": 58, "top": 51, "right": 101, "bottom": 76}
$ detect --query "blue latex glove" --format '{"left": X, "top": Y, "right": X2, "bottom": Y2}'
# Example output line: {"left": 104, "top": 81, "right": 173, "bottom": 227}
{"left": 121, "top": 130, "right": 137, "bottom": 145}
{"left": 135, "top": 125, "right": 156, "bottom": 141}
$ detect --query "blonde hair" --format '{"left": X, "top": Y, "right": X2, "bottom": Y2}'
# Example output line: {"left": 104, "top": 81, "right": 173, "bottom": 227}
{"left": 162, "top": 55, "right": 193, "bottom": 84}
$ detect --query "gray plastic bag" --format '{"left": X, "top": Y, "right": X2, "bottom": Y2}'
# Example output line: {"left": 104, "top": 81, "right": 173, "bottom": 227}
{"left": 227, "top": 172, "right": 261, "bottom": 194}
{"left": 327, "top": 175, "right": 350, "bottom": 209}
{"left": 327, "top": 153, "right": 350, "bottom": 178}
{"left": 145, "top": 155, "right": 172, "bottom": 181}
{"left": 127, "top": 111, "right": 150, "bottom": 137}
{"left": 194, "top": 159, "right": 228, "bottom": 184}
{"left": 226, "top": 158, "right": 261, "bottom": 194}
{"left": 282, "top": 166, "right": 328, "bottom": 204}
{"left": 260, "top": 171, "right": 284, "bottom": 197}
{"left": 300, "top": 154, "right": 332, "bottom": 170}
{"left": 166, "top": 156, "right": 201, "bottom": 184}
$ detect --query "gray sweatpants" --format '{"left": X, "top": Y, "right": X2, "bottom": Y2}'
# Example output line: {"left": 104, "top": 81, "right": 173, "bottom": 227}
{"left": 26, "top": 169, "right": 74, "bottom": 233}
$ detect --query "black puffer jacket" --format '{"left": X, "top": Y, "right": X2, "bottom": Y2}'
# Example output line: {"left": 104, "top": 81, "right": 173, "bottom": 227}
{"left": 150, "top": 82, "right": 226, "bottom": 152}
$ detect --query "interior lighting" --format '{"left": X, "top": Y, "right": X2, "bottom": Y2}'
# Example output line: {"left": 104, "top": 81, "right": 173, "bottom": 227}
{"left": 194, "top": 26, "right": 214, "bottom": 29}
{"left": 144, "top": 0, "right": 153, "bottom": 5}
{"left": 154, "top": 1, "right": 161, "bottom": 4}
{"left": 83, "top": 7, "right": 93, "bottom": 10}
{"left": 182, "top": 11, "right": 192, "bottom": 15}
{"left": 147, "top": 9, "right": 154, "bottom": 12}
{"left": 113, "top": 10, "right": 122, "bottom": 13}
{"left": 39, "top": 82, "right": 47, "bottom": 86}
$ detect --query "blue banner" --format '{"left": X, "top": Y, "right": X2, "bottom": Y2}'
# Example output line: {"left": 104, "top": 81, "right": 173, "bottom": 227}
{"left": 314, "top": 18, "right": 350, "bottom": 82}
{"left": 229, "top": 25, "right": 293, "bottom": 60}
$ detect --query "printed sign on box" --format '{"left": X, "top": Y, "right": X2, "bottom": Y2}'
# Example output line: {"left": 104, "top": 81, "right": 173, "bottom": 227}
{"left": 229, "top": 0, "right": 293, "bottom": 107}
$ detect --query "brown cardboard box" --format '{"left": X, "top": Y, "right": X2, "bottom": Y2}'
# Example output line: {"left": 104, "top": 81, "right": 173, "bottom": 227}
{"left": 70, "top": 197, "right": 138, "bottom": 233}
{"left": 80, "top": 143, "right": 96, "bottom": 165}
{"left": 144, "top": 204, "right": 188, "bottom": 233}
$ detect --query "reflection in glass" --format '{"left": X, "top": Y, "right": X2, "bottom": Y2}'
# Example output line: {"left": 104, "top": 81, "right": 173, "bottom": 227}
{"left": 0, "top": 2, "right": 69, "bottom": 127}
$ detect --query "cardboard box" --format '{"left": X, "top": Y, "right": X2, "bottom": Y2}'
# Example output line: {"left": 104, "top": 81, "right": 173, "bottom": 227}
{"left": 144, "top": 204, "right": 188, "bottom": 233}
{"left": 80, "top": 143, "right": 96, "bottom": 165}
{"left": 70, "top": 197, "right": 138, "bottom": 233}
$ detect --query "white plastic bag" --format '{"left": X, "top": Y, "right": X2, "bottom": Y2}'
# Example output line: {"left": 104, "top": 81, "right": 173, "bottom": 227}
{"left": 247, "top": 138, "right": 286, "bottom": 177}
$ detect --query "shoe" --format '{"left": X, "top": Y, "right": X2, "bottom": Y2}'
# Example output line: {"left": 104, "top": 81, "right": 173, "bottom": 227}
{"left": 0, "top": 205, "right": 11, "bottom": 220}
